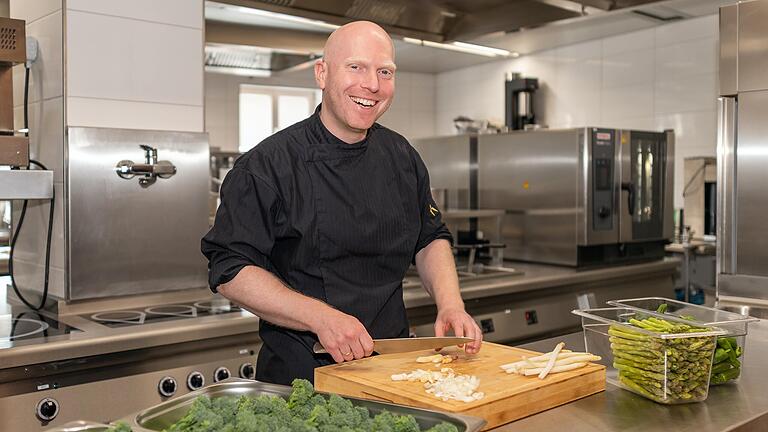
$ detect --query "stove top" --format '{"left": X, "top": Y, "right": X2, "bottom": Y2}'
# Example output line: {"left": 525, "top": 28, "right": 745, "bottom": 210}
{"left": 84, "top": 299, "right": 244, "bottom": 328}
{"left": 0, "top": 309, "right": 81, "bottom": 349}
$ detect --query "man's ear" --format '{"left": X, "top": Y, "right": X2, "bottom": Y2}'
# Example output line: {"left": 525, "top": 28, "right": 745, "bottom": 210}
{"left": 314, "top": 59, "right": 327, "bottom": 90}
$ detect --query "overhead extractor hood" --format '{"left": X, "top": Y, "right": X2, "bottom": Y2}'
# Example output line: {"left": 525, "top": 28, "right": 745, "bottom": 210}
{"left": 208, "top": 0, "right": 666, "bottom": 43}
{"left": 204, "top": 0, "right": 731, "bottom": 74}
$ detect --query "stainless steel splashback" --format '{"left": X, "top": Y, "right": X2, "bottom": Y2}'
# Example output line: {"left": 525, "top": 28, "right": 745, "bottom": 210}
{"left": 66, "top": 127, "right": 209, "bottom": 300}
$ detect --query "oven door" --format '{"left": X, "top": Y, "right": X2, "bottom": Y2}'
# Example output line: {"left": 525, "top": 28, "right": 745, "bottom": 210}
{"left": 618, "top": 130, "right": 674, "bottom": 243}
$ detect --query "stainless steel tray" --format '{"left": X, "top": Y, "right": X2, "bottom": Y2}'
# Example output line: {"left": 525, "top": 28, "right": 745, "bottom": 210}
{"left": 125, "top": 378, "right": 486, "bottom": 432}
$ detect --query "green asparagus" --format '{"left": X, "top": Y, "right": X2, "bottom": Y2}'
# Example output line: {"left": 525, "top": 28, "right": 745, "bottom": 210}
{"left": 653, "top": 303, "right": 744, "bottom": 385}
{"left": 710, "top": 336, "right": 743, "bottom": 384}
{"left": 610, "top": 314, "right": 716, "bottom": 403}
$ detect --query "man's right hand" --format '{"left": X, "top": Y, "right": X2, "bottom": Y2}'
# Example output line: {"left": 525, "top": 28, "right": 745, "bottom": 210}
{"left": 312, "top": 307, "right": 374, "bottom": 363}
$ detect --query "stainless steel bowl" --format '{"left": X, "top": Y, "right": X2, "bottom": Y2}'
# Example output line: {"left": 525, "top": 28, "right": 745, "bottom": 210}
{"left": 125, "top": 378, "right": 486, "bottom": 432}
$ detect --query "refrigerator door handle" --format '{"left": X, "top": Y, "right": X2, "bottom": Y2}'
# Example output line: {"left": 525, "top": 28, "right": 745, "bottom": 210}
{"left": 717, "top": 96, "right": 737, "bottom": 283}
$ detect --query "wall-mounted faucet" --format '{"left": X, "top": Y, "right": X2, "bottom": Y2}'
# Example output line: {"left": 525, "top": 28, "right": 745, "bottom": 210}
{"left": 116, "top": 144, "right": 177, "bottom": 187}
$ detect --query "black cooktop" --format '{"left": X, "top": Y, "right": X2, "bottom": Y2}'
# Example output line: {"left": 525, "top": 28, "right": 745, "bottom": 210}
{"left": 83, "top": 299, "right": 244, "bottom": 328}
{"left": 1, "top": 309, "right": 80, "bottom": 348}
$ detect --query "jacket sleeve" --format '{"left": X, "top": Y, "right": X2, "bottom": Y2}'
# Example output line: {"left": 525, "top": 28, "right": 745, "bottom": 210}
{"left": 201, "top": 167, "right": 283, "bottom": 292}
{"left": 412, "top": 149, "right": 453, "bottom": 261}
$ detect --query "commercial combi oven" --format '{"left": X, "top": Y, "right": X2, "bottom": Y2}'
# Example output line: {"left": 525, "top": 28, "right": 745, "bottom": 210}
{"left": 412, "top": 127, "right": 674, "bottom": 267}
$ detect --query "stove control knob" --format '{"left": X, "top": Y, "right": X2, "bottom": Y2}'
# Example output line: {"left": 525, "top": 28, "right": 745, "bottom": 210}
{"left": 158, "top": 376, "right": 177, "bottom": 397}
{"left": 36, "top": 397, "right": 59, "bottom": 422}
{"left": 187, "top": 371, "right": 205, "bottom": 390}
{"left": 239, "top": 362, "right": 256, "bottom": 379}
{"left": 214, "top": 366, "right": 231, "bottom": 382}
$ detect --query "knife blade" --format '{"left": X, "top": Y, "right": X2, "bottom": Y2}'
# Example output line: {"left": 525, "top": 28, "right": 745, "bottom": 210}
{"left": 312, "top": 336, "right": 474, "bottom": 355}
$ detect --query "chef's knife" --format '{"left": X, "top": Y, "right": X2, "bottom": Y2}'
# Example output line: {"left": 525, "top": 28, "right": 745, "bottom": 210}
{"left": 312, "top": 336, "right": 474, "bottom": 355}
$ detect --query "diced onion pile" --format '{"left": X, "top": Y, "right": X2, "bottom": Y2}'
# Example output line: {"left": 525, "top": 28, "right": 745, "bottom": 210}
{"left": 500, "top": 342, "right": 601, "bottom": 379}
{"left": 391, "top": 367, "right": 484, "bottom": 403}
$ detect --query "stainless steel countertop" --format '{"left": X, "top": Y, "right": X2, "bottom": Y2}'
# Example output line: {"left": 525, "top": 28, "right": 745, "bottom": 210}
{"left": 0, "top": 259, "right": 678, "bottom": 369}
{"left": 0, "top": 288, "right": 262, "bottom": 369}
{"left": 495, "top": 319, "right": 768, "bottom": 431}
{"left": 403, "top": 258, "right": 679, "bottom": 308}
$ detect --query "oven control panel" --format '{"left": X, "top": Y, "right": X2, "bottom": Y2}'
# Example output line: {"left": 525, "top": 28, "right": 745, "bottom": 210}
{"left": 591, "top": 128, "right": 615, "bottom": 231}
{"left": 2, "top": 341, "right": 262, "bottom": 431}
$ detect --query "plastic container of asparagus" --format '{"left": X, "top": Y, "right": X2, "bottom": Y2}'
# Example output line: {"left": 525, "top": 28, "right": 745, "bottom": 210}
{"left": 572, "top": 307, "right": 727, "bottom": 404}
{"left": 607, "top": 297, "right": 759, "bottom": 385}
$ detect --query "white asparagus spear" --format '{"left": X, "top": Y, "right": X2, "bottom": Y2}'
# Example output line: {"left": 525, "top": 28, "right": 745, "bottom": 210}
{"left": 500, "top": 351, "right": 591, "bottom": 370}
{"left": 504, "top": 355, "right": 601, "bottom": 373}
{"left": 512, "top": 355, "right": 601, "bottom": 369}
{"left": 521, "top": 362, "right": 588, "bottom": 376}
{"left": 538, "top": 342, "right": 565, "bottom": 379}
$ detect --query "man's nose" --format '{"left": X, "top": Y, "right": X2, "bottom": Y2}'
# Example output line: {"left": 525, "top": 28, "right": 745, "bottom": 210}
{"left": 360, "top": 70, "right": 379, "bottom": 93}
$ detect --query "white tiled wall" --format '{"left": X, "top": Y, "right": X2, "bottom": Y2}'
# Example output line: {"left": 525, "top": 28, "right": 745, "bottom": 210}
{"left": 10, "top": 1, "right": 66, "bottom": 298}
{"left": 435, "top": 14, "right": 720, "bottom": 208}
{"left": 10, "top": 0, "right": 61, "bottom": 24}
{"left": 8, "top": 0, "right": 204, "bottom": 299}
{"left": 205, "top": 69, "right": 436, "bottom": 152}
{"left": 65, "top": 3, "right": 204, "bottom": 132}
{"left": 66, "top": 0, "right": 203, "bottom": 28}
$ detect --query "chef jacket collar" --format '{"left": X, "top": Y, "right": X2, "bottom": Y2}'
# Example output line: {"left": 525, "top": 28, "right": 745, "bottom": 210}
{"left": 312, "top": 104, "right": 372, "bottom": 149}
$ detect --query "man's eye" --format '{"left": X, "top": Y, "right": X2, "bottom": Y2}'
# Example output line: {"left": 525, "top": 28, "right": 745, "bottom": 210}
{"left": 350, "top": 64, "right": 359, "bottom": 70}
{"left": 379, "top": 69, "right": 394, "bottom": 77}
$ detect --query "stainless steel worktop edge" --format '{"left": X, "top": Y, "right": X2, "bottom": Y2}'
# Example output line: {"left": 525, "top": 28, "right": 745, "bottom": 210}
{"left": 404, "top": 258, "right": 679, "bottom": 308}
{"left": 0, "top": 313, "right": 260, "bottom": 369}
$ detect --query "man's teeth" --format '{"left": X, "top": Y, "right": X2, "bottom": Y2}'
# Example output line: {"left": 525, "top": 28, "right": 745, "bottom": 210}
{"left": 351, "top": 96, "right": 376, "bottom": 107}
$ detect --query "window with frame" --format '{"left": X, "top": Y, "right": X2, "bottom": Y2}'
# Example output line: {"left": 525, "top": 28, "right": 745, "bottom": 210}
{"left": 239, "top": 85, "right": 321, "bottom": 153}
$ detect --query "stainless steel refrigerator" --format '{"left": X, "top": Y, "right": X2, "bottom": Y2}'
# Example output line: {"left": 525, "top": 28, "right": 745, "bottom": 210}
{"left": 717, "top": 0, "right": 768, "bottom": 303}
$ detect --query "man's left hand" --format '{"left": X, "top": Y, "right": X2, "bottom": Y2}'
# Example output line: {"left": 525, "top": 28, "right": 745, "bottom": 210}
{"left": 434, "top": 307, "right": 483, "bottom": 354}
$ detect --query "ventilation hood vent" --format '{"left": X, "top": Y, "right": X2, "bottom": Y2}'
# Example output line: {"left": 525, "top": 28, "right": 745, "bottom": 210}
{"left": 204, "top": 43, "right": 318, "bottom": 76}
{"left": 210, "top": 0, "right": 667, "bottom": 43}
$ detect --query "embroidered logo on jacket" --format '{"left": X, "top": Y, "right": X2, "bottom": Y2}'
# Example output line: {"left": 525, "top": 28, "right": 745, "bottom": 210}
{"left": 429, "top": 204, "right": 439, "bottom": 217}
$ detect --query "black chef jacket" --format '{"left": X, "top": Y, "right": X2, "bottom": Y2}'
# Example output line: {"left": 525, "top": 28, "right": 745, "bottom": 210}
{"left": 201, "top": 105, "right": 452, "bottom": 385}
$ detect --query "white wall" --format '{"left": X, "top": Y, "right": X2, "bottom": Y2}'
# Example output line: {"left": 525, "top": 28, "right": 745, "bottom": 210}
{"left": 9, "top": 0, "right": 204, "bottom": 300}
{"left": 435, "top": 15, "right": 719, "bottom": 209}
{"left": 205, "top": 69, "right": 436, "bottom": 152}
{"left": 11, "top": 0, "right": 66, "bottom": 298}
{"left": 65, "top": 0, "right": 204, "bottom": 131}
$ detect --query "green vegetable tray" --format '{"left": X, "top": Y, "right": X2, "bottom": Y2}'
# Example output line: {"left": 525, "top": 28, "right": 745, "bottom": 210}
{"left": 572, "top": 307, "right": 727, "bottom": 404}
{"left": 607, "top": 297, "right": 759, "bottom": 385}
{"left": 121, "top": 378, "right": 486, "bottom": 432}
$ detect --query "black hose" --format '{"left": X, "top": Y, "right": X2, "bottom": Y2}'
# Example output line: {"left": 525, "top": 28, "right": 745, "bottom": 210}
{"left": 7, "top": 66, "right": 55, "bottom": 310}
{"left": 9, "top": 160, "right": 54, "bottom": 311}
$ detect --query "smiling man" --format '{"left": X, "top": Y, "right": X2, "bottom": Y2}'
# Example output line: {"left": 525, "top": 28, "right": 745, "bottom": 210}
{"left": 202, "top": 21, "right": 482, "bottom": 385}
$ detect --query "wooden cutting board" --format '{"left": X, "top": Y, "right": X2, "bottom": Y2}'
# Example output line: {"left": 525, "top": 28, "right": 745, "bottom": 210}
{"left": 315, "top": 342, "right": 605, "bottom": 430}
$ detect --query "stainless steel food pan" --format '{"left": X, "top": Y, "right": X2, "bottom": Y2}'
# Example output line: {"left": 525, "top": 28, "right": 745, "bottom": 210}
{"left": 126, "top": 378, "right": 486, "bottom": 432}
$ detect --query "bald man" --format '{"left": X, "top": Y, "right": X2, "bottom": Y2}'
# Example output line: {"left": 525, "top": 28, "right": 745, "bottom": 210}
{"left": 202, "top": 21, "right": 482, "bottom": 385}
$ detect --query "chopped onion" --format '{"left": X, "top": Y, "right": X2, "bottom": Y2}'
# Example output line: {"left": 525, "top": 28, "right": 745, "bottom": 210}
{"left": 391, "top": 367, "right": 483, "bottom": 403}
